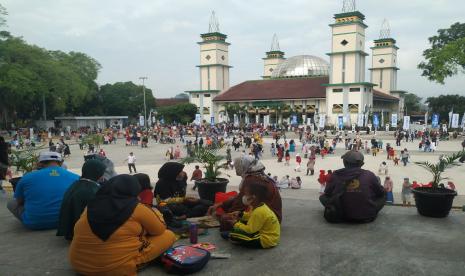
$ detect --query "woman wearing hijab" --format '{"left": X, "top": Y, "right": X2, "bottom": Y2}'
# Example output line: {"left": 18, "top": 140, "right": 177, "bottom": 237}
{"left": 69, "top": 174, "right": 175, "bottom": 276}
{"left": 57, "top": 159, "right": 106, "bottom": 240}
{"left": 154, "top": 162, "right": 211, "bottom": 218}
{"left": 209, "top": 155, "right": 282, "bottom": 231}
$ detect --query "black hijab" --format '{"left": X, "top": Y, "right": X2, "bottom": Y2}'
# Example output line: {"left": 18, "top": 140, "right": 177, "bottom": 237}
{"left": 87, "top": 174, "right": 141, "bottom": 241}
{"left": 154, "top": 162, "right": 185, "bottom": 200}
{"left": 134, "top": 173, "right": 152, "bottom": 190}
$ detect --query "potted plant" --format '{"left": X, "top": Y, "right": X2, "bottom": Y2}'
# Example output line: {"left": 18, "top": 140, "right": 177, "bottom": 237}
{"left": 181, "top": 146, "right": 229, "bottom": 202}
{"left": 413, "top": 151, "right": 465, "bottom": 218}
{"left": 8, "top": 146, "right": 43, "bottom": 191}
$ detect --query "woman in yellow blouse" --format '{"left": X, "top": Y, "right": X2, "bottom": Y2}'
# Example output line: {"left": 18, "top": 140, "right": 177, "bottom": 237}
{"left": 69, "top": 174, "right": 175, "bottom": 276}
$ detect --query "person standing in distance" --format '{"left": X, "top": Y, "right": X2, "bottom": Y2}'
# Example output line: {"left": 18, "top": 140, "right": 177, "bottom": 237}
{"left": 124, "top": 152, "right": 137, "bottom": 174}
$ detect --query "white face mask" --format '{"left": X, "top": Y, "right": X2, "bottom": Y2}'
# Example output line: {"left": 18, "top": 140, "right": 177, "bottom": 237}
{"left": 242, "top": 195, "right": 250, "bottom": 206}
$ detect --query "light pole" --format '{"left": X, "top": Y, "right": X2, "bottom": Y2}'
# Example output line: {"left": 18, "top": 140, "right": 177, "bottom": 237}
{"left": 139, "top": 77, "right": 148, "bottom": 128}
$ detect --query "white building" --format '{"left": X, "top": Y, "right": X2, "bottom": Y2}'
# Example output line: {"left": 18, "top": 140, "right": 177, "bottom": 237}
{"left": 187, "top": 5, "right": 406, "bottom": 127}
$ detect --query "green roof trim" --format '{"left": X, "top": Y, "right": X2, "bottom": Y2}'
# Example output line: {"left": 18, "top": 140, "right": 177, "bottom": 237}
{"left": 368, "top": 67, "right": 400, "bottom": 71}
{"left": 196, "top": 64, "right": 233, "bottom": 68}
{"left": 329, "top": 21, "right": 368, "bottom": 29}
{"left": 252, "top": 101, "right": 284, "bottom": 107}
{"left": 374, "top": 38, "right": 396, "bottom": 44}
{"left": 334, "top": 11, "right": 366, "bottom": 20}
{"left": 185, "top": 90, "right": 221, "bottom": 94}
{"left": 265, "top": 50, "right": 285, "bottom": 55}
{"left": 326, "top": 50, "right": 369, "bottom": 57}
{"left": 197, "top": 40, "right": 231, "bottom": 46}
{"left": 370, "top": 45, "right": 399, "bottom": 50}
{"left": 322, "top": 82, "right": 377, "bottom": 87}
{"left": 200, "top": 32, "right": 227, "bottom": 39}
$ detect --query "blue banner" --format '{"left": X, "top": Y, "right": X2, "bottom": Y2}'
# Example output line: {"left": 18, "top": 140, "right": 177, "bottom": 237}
{"left": 338, "top": 116, "right": 343, "bottom": 129}
{"left": 373, "top": 114, "right": 379, "bottom": 128}
{"left": 432, "top": 114, "right": 439, "bottom": 128}
{"left": 210, "top": 116, "right": 215, "bottom": 126}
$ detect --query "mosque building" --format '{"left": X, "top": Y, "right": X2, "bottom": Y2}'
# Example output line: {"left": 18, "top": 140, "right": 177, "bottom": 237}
{"left": 186, "top": 2, "right": 406, "bottom": 128}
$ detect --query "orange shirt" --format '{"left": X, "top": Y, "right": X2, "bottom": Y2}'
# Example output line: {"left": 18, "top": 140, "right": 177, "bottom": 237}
{"left": 69, "top": 204, "right": 171, "bottom": 276}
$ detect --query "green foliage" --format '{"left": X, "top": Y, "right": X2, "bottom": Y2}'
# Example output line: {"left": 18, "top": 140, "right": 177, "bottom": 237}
{"left": 157, "top": 103, "right": 197, "bottom": 124}
{"left": 0, "top": 35, "right": 101, "bottom": 125}
{"left": 9, "top": 146, "right": 46, "bottom": 174}
{"left": 404, "top": 93, "right": 422, "bottom": 113}
{"left": 181, "top": 146, "right": 226, "bottom": 181}
{"left": 425, "top": 95, "right": 465, "bottom": 122}
{"left": 415, "top": 151, "right": 465, "bottom": 188}
{"left": 418, "top": 22, "right": 465, "bottom": 84}
{"left": 82, "top": 134, "right": 103, "bottom": 148}
{"left": 99, "top": 82, "right": 155, "bottom": 119}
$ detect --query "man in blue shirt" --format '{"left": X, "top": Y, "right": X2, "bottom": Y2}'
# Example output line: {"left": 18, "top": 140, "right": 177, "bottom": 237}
{"left": 7, "top": 151, "right": 79, "bottom": 230}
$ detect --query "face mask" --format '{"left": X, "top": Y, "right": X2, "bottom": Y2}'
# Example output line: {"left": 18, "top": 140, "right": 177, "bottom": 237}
{"left": 242, "top": 195, "right": 251, "bottom": 206}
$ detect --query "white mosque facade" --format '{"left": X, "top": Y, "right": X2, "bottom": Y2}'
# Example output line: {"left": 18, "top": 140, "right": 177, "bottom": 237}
{"left": 186, "top": 5, "right": 406, "bottom": 128}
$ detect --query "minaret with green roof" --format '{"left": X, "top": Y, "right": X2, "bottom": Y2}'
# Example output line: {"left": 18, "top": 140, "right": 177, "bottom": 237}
{"left": 324, "top": 0, "right": 375, "bottom": 127}
{"left": 186, "top": 11, "right": 232, "bottom": 122}
{"left": 262, "top": 34, "right": 286, "bottom": 79}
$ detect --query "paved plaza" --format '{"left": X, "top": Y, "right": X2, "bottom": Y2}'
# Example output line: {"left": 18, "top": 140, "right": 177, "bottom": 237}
{"left": 2, "top": 132, "right": 465, "bottom": 275}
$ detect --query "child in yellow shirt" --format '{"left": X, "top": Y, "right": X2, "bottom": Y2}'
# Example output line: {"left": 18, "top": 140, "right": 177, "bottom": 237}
{"left": 228, "top": 183, "right": 281, "bottom": 249}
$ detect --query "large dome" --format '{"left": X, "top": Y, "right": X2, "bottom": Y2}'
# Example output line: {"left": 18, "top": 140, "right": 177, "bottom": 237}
{"left": 271, "top": 55, "right": 330, "bottom": 78}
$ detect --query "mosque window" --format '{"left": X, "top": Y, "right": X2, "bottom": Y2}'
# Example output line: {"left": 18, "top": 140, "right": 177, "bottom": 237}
{"left": 333, "top": 88, "right": 343, "bottom": 92}
{"left": 204, "top": 94, "right": 211, "bottom": 97}
{"left": 340, "top": 39, "right": 348, "bottom": 46}
{"left": 206, "top": 55, "right": 211, "bottom": 60}
{"left": 379, "top": 58, "right": 385, "bottom": 64}
{"left": 350, "top": 88, "right": 360, "bottom": 92}
{"left": 269, "top": 68, "right": 274, "bottom": 72}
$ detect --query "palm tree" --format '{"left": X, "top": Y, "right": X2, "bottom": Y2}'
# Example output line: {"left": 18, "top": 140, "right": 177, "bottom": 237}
{"left": 414, "top": 151, "right": 465, "bottom": 188}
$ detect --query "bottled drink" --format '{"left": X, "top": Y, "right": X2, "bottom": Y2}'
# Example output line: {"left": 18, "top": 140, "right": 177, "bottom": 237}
{"left": 189, "top": 223, "right": 198, "bottom": 244}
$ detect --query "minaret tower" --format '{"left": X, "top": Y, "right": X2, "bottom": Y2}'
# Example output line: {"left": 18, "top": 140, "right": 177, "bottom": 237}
{"left": 262, "top": 34, "right": 285, "bottom": 79}
{"left": 186, "top": 11, "right": 232, "bottom": 122}
{"left": 369, "top": 19, "right": 399, "bottom": 95}
{"left": 324, "top": 0, "right": 375, "bottom": 126}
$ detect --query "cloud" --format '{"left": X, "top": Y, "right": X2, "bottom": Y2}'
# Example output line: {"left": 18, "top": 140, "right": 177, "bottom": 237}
{"left": 2, "top": 0, "right": 464, "bottom": 98}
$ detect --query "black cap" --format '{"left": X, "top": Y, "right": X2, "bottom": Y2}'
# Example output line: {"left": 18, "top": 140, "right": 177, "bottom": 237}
{"left": 341, "top": 150, "right": 364, "bottom": 164}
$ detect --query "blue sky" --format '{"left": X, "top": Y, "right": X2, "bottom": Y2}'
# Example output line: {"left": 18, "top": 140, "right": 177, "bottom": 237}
{"left": 3, "top": 0, "right": 465, "bottom": 99}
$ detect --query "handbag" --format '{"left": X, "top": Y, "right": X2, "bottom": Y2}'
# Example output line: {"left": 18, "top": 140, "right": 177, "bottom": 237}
{"left": 161, "top": 245, "right": 211, "bottom": 274}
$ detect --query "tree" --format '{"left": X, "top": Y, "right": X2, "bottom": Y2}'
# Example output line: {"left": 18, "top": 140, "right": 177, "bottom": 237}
{"left": 99, "top": 82, "right": 155, "bottom": 119}
{"left": 404, "top": 93, "right": 423, "bottom": 113}
{"left": 425, "top": 95, "right": 465, "bottom": 122}
{"left": 157, "top": 103, "right": 197, "bottom": 124}
{"left": 418, "top": 22, "right": 465, "bottom": 84}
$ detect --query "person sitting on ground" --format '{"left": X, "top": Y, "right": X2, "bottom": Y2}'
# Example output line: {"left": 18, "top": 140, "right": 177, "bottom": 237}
{"left": 277, "top": 175, "right": 290, "bottom": 189}
{"left": 208, "top": 155, "right": 282, "bottom": 231}
{"left": 69, "top": 174, "right": 175, "bottom": 275}
{"left": 135, "top": 173, "right": 154, "bottom": 206}
{"left": 154, "top": 162, "right": 211, "bottom": 218}
{"left": 57, "top": 159, "right": 106, "bottom": 240}
{"left": 378, "top": 161, "right": 388, "bottom": 175}
{"left": 290, "top": 176, "right": 302, "bottom": 189}
{"left": 227, "top": 179, "right": 280, "bottom": 249}
{"left": 319, "top": 150, "right": 385, "bottom": 223}
{"left": 7, "top": 152, "right": 79, "bottom": 230}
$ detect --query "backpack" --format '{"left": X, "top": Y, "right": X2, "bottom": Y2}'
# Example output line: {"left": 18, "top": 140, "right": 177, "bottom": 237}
{"left": 323, "top": 179, "right": 350, "bottom": 223}
{"left": 161, "top": 245, "right": 211, "bottom": 274}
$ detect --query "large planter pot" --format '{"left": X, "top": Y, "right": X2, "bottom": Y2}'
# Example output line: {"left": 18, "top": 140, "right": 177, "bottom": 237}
{"left": 195, "top": 178, "right": 229, "bottom": 202}
{"left": 412, "top": 187, "right": 457, "bottom": 218}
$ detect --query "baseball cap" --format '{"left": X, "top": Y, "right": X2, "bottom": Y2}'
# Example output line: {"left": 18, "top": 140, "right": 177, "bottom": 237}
{"left": 341, "top": 150, "right": 364, "bottom": 164}
{"left": 39, "top": 151, "right": 63, "bottom": 162}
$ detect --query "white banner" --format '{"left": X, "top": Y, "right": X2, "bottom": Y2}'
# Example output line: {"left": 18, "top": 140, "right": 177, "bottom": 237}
{"left": 451, "top": 113, "right": 460, "bottom": 128}
{"left": 403, "top": 116, "right": 410, "bottom": 130}
{"left": 385, "top": 124, "right": 390, "bottom": 132}
{"left": 357, "top": 114, "right": 364, "bottom": 127}
{"left": 195, "top": 113, "right": 201, "bottom": 126}
{"left": 29, "top": 128, "right": 34, "bottom": 139}
{"left": 461, "top": 113, "right": 465, "bottom": 128}
{"left": 306, "top": 117, "right": 312, "bottom": 126}
{"left": 139, "top": 115, "right": 145, "bottom": 127}
{"left": 391, "top": 114, "right": 398, "bottom": 127}
{"left": 364, "top": 113, "right": 368, "bottom": 127}
{"left": 318, "top": 114, "right": 325, "bottom": 129}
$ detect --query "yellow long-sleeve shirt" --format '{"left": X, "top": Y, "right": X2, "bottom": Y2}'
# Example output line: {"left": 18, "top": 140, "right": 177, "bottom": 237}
{"left": 233, "top": 203, "right": 280, "bottom": 248}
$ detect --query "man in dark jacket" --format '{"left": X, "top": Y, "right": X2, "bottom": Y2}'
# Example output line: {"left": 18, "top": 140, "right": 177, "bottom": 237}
{"left": 320, "top": 150, "right": 385, "bottom": 223}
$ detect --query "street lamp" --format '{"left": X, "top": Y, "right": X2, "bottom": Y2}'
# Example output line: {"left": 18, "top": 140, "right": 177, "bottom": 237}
{"left": 139, "top": 77, "right": 148, "bottom": 128}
